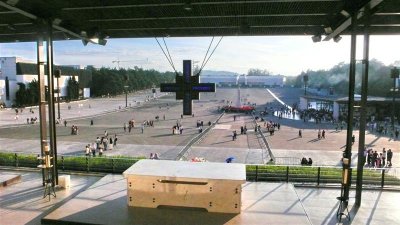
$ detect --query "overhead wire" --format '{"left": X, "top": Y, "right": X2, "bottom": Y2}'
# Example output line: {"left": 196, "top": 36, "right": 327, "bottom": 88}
{"left": 198, "top": 36, "right": 223, "bottom": 75}
{"left": 199, "top": 36, "right": 214, "bottom": 72}
{"left": 154, "top": 37, "right": 178, "bottom": 75}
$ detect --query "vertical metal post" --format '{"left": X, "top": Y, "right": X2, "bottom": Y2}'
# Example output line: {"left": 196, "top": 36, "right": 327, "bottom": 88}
{"left": 255, "top": 165, "right": 258, "bottom": 181}
{"left": 57, "top": 77, "right": 60, "bottom": 119}
{"left": 46, "top": 23, "right": 58, "bottom": 186}
{"left": 37, "top": 34, "right": 47, "bottom": 186}
{"left": 317, "top": 167, "right": 321, "bottom": 186}
{"left": 356, "top": 24, "right": 370, "bottom": 207}
{"left": 381, "top": 169, "right": 385, "bottom": 188}
{"left": 393, "top": 76, "right": 396, "bottom": 130}
{"left": 286, "top": 166, "right": 289, "bottom": 182}
{"left": 343, "top": 13, "right": 358, "bottom": 201}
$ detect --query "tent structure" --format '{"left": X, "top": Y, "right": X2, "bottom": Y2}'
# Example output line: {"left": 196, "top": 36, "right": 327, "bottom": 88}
{"left": 1, "top": 0, "right": 399, "bottom": 207}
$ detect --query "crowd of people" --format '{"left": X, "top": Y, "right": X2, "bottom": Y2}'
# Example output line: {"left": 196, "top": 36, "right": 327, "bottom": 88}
{"left": 85, "top": 132, "right": 118, "bottom": 157}
{"left": 364, "top": 148, "right": 393, "bottom": 168}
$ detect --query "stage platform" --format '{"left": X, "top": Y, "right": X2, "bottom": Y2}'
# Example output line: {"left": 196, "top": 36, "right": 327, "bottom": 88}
{"left": 42, "top": 175, "right": 311, "bottom": 225}
{"left": 0, "top": 172, "right": 21, "bottom": 188}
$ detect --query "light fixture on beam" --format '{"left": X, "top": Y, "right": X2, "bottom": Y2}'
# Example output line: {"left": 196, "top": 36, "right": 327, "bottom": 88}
{"left": 333, "top": 35, "right": 342, "bottom": 43}
{"left": 312, "top": 35, "right": 321, "bottom": 43}
{"left": 340, "top": 10, "right": 350, "bottom": 18}
{"left": 183, "top": 1, "right": 192, "bottom": 11}
{"left": 53, "top": 18, "right": 62, "bottom": 26}
{"left": 324, "top": 27, "right": 333, "bottom": 34}
{"left": 82, "top": 39, "right": 88, "bottom": 46}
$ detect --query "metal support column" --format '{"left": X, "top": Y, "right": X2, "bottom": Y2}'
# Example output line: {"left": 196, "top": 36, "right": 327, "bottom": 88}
{"left": 355, "top": 25, "right": 370, "bottom": 207}
{"left": 343, "top": 13, "right": 358, "bottom": 201}
{"left": 36, "top": 34, "right": 47, "bottom": 186}
{"left": 46, "top": 23, "right": 58, "bottom": 186}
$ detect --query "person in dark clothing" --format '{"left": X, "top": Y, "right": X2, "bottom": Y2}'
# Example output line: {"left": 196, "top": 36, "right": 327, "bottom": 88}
{"left": 387, "top": 149, "right": 393, "bottom": 167}
{"left": 299, "top": 129, "right": 302, "bottom": 138}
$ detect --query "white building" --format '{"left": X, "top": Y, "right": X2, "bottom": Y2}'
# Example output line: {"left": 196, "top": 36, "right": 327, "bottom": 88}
{"left": 200, "top": 74, "right": 284, "bottom": 87}
{"left": 0, "top": 57, "right": 82, "bottom": 107}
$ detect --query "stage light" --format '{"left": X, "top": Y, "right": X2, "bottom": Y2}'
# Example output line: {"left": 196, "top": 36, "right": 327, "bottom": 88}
{"left": 334, "top": 35, "right": 342, "bottom": 43}
{"left": 341, "top": 10, "right": 350, "bottom": 18}
{"left": 324, "top": 27, "right": 333, "bottom": 34}
{"left": 82, "top": 39, "right": 88, "bottom": 46}
{"left": 183, "top": 2, "right": 192, "bottom": 11}
{"left": 312, "top": 35, "right": 321, "bottom": 43}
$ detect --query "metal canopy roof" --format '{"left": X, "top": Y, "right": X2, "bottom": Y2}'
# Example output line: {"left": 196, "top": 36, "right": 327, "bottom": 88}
{"left": 0, "top": 0, "right": 399, "bottom": 43}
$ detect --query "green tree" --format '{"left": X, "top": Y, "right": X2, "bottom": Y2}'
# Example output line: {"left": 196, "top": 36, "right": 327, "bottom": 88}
{"left": 14, "top": 83, "right": 28, "bottom": 106}
{"left": 66, "top": 76, "right": 80, "bottom": 100}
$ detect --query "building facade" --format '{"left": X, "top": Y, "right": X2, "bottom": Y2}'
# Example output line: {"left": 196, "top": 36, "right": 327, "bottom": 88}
{"left": 0, "top": 57, "right": 90, "bottom": 108}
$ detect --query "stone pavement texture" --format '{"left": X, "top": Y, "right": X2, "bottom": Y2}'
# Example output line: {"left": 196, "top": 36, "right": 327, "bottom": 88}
{"left": 0, "top": 87, "right": 399, "bottom": 167}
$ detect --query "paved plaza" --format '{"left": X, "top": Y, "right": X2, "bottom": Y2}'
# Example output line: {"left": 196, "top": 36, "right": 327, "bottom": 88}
{"left": 1, "top": 87, "right": 400, "bottom": 225}
{"left": 0, "top": 87, "right": 398, "bottom": 166}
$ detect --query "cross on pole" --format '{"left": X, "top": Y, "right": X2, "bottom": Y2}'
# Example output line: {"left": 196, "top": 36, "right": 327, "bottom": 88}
{"left": 160, "top": 60, "right": 216, "bottom": 115}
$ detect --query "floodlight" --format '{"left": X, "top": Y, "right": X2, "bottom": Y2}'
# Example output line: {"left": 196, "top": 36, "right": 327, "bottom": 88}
{"left": 341, "top": 10, "right": 350, "bottom": 18}
{"left": 183, "top": 2, "right": 192, "bottom": 11}
{"left": 333, "top": 35, "right": 342, "bottom": 43}
{"left": 312, "top": 35, "right": 321, "bottom": 43}
{"left": 324, "top": 27, "right": 333, "bottom": 34}
{"left": 82, "top": 39, "right": 88, "bottom": 46}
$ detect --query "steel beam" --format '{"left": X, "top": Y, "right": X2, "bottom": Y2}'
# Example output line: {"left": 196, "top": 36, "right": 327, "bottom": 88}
{"left": 343, "top": 13, "right": 357, "bottom": 201}
{"left": 46, "top": 24, "right": 58, "bottom": 186}
{"left": 355, "top": 24, "right": 370, "bottom": 207}
{"left": 36, "top": 34, "right": 47, "bottom": 186}
{"left": 323, "top": 0, "right": 383, "bottom": 41}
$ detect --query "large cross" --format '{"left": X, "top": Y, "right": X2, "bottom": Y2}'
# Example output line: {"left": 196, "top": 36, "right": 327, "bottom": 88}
{"left": 160, "top": 60, "right": 216, "bottom": 115}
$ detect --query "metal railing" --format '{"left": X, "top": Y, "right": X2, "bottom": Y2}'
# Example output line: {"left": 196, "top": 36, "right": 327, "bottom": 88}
{"left": 246, "top": 165, "right": 400, "bottom": 188}
{"left": 176, "top": 112, "right": 225, "bottom": 160}
{"left": 252, "top": 114, "right": 275, "bottom": 162}
{"left": 1, "top": 153, "right": 399, "bottom": 189}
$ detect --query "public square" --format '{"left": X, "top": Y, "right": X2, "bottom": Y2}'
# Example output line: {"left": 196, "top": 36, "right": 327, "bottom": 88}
{"left": 0, "top": 87, "right": 398, "bottom": 166}
{"left": 1, "top": 87, "right": 400, "bottom": 225}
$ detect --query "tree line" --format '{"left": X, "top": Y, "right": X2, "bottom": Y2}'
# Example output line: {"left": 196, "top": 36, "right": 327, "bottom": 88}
{"left": 285, "top": 59, "right": 398, "bottom": 97}
{"left": 89, "top": 67, "right": 175, "bottom": 97}
{"left": 14, "top": 67, "right": 175, "bottom": 107}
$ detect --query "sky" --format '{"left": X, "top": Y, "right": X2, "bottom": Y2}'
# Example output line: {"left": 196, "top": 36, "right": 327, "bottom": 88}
{"left": 0, "top": 35, "right": 399, "bottom": 76}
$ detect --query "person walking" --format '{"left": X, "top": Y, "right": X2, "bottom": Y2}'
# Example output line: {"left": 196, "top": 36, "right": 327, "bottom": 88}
{"left": 298, "top": 129, "right": 302, "bottom": 138}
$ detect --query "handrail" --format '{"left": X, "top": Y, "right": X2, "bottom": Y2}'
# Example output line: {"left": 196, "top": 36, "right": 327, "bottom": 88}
{"left": 252, "top": 114, "right": 275, "bottom": 163}
{"left": 175, "top": 112, "right": 225, "bottom": 161}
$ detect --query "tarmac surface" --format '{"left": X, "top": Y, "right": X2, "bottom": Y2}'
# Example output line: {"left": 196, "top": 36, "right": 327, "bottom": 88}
{"left": 1, "top": 87, "right": 400, "bottom": 225}
{"left": 0, "top": 87, "right": 398, "bottom": 167}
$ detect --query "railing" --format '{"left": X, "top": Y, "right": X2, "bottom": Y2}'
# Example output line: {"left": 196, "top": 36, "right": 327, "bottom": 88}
{"left": 1, "top": 153, "right": 399, "bottom": 189}
{"left": 176, "top": 112, "right": 225, "bottom": 161}
{"left": 274, "top": 157, "right": 301, "bottom": 165}
{"left": 246, "top": 165, "right": 400, "bottom": 188}
{"left": 0, "top": 153, "right": 141, "bottom": 174}
{"left": 252, "top": 114, "right": 275, "bottom": 162}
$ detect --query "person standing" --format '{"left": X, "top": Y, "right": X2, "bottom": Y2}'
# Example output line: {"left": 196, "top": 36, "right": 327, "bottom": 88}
{"left": 387, "top": 149, "right": 393, "bottom": 167}
{"left": 114, "top": 135, "right": 118, "bottom": 147}
{"left": 382, "top": 148, "right": 387, "bottom": 167}
{"left": 298, "top": 129, "right": 302, "bottom": 138}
